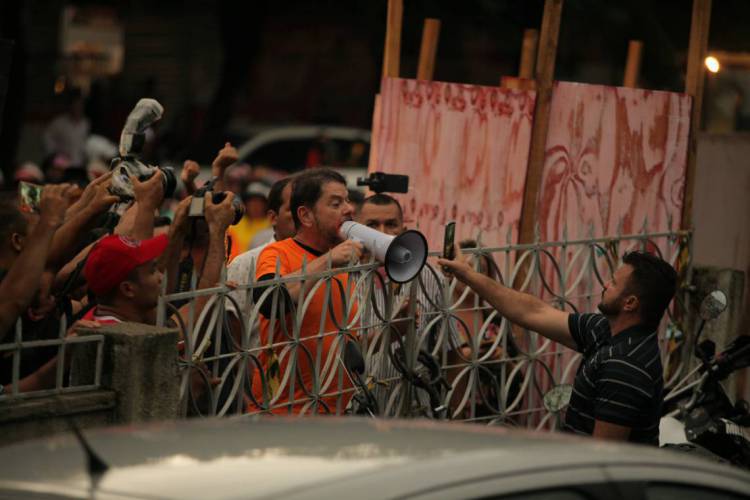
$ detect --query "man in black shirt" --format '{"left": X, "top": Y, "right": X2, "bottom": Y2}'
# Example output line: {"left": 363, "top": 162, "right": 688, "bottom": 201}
{"left": 437, "top": 251, "right": 676, "bottom": 443}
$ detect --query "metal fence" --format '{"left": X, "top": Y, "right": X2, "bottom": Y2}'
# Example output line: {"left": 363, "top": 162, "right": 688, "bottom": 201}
{"left": 0, "top": 314, "right": 105, "bottom": 401}
{"left": 159, "top": 225, "right": 693, "bottom": 430}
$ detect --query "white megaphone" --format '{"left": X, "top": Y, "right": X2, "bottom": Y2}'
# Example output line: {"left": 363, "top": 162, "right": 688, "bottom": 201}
{"left": 339, "top": 221, "right": 428, "bottom": 283}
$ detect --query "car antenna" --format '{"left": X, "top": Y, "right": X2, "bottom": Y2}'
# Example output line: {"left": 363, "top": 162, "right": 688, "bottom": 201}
{"left": 66, "top": 418, "right": 109, "bottom": 479}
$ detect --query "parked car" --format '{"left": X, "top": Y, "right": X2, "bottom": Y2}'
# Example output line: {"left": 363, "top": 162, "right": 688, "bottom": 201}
{"left": 234, "top": 124, "right": 370, "bottom": 187}
{"left": 0, "top": 417, "right": 748, "bottom": 499}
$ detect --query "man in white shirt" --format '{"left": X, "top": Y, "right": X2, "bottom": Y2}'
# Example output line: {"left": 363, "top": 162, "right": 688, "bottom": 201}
{"left": 225, "top": 176, "right": 296, "bottom": 342}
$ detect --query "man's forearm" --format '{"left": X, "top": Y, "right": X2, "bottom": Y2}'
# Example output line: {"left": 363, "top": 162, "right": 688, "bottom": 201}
{"left": 461, "top": 269, "right": 544, "bottom": 325}
{"left": 130, "top": 201, "right": 158, "bottom": 240}
{"left": 46, "top": 206, "right": 102, "bottom": 271}
{"left": 457, "top": 268, "right": 575, "bottom": 349}
{"left": 159, "top": 226, "right": 187, "bottom": 293}
{"left": 281, "top": 255, "right": 335, "bottom": 303}
{"left": 175, "top": 229, "right": 227, "bottom": 337}
{"left": 198, "top": 230, "right": 228, "bottom": 291}
{"left": 0, "top": 219, "right": 58, "bottom": 340}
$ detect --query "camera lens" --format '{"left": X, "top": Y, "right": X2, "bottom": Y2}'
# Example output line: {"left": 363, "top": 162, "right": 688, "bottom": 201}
{"left": 158, "top": 166, "right": 177, "bottom": 198}
{"left": 211, "top": 191, "right": 245, "bottom": 225}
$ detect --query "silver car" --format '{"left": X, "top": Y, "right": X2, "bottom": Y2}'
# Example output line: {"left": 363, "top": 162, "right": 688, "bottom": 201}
{"left": 0, "top": 417, "right": 748, "bottom": 499}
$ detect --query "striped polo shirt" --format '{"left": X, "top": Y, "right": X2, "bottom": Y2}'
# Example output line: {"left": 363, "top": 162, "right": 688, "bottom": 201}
{"left": 563, "top": 313, "right": 663, "bottom": 445}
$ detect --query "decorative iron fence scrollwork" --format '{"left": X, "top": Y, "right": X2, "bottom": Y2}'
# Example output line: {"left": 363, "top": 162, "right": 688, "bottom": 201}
{"left": 158, "top": 227, "right": 693, "bottom": 429}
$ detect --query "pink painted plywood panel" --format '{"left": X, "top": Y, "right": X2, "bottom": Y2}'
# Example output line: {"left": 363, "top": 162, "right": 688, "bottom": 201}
{"left": 538, "top": 81, "right": 692, "bottom": 242}
{"left": 371, "top": 77, "right": 536, "bottom": 249}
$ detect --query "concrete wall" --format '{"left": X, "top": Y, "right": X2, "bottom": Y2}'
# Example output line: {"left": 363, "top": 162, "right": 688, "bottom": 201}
{"left": 0, "top": 321, "right": 181, "bottom": 446}
{"left": 693, "top": 133, "right": 750, "bottom": 274}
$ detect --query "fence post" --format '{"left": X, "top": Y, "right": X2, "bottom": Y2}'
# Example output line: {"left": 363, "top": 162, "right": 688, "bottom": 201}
{"left": 72, "top": 322, "right": 181, "bottom": 424}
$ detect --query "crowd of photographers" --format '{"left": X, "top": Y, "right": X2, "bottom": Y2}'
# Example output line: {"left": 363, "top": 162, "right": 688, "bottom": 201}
{"left": 0, "top": 122, "right": 281, "bottom": 397}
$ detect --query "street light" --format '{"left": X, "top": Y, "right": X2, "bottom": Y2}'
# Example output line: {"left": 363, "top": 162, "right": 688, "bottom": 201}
{"left": 705, "top": 56, "right": 720, "bottom": 74}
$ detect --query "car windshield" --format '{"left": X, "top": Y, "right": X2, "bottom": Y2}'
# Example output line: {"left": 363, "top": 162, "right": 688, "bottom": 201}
{"left": 245, "top": 138, "right": 369, "bottom": 170}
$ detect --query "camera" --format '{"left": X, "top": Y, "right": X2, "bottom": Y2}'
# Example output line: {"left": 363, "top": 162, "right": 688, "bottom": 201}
{"left": 356, "top": 172, "right": 409, "bottom": 194}
{"left": 189, "top": 178, "right": 245, "bottom": 226}
{"left": 109, "top": 98, "right": 177, "bottom": 200}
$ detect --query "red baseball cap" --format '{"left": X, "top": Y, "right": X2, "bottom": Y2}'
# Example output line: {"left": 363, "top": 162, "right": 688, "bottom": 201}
{"left": 84, "top": 234, "right": 169, "bottom": 296}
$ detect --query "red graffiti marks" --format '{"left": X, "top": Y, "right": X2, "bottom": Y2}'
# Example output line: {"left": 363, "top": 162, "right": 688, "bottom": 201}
{"left": 372, "top": 77, "right": 536, "bottom": 249}
{"left": 538, "top": 82, "right": 691, "bottom": 242}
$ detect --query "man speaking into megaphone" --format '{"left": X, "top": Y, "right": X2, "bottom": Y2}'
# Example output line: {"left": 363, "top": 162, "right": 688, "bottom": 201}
{"left": 248, "top": 168, "right": 365, "bottom": 415}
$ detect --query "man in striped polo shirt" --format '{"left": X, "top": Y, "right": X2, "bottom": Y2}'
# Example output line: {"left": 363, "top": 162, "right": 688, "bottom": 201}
{"left": 437, "top": 251, "right": 676, "bottom": 444}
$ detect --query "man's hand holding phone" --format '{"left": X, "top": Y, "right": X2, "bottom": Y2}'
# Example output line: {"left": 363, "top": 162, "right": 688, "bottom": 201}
{"left": 440, "top": 221, "right": 456, "bottom": 274}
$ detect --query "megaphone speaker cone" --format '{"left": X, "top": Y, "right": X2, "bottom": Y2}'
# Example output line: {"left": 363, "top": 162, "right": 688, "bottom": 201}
{"left": 386, "top": 230, "right": 428, "bottom": 283}
{"left": 338, "top": 221, "right": 427, "bottom": 284}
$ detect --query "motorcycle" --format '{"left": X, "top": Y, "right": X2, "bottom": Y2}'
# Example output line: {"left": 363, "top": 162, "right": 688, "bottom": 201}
{"left": 660, "top": 290, "right": 750, "bottom": 467}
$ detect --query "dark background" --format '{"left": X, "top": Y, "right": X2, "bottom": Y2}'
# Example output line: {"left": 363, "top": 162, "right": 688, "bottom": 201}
{"left": 1, "top": 0, "right": 749, "bottom": 178}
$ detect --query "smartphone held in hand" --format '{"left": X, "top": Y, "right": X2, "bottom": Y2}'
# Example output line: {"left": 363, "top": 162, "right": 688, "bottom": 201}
{"left": 443, "top": 221, "right": 456, "bottom": 260}
{"left": 19, "top": 181, "right": 43, "bottom": 213}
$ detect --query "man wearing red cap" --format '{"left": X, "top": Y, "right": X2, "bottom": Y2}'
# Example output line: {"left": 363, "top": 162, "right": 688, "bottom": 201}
{"left": 82, "top": 193, "right": 238, "bottom": 325}
{"left": 82, "top": 234, "right": 168, "bottom": 324}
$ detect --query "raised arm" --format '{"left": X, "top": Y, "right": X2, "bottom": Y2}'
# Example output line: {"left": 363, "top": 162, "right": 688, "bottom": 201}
{"left": 210, "top": 142, "right": 238, "bottom": 192}
{"left": 180, "top": 160, "right": 201, "bottom": 196}
{"left": 0, "top": 184, "right": 75, "bottom": 340}
{"left": 158, "top": 196, "right": 191, "bottom": 293}
{"left": 46, "top": 176, "right": 119, "bottom": 270}
{"left": 175, "top": 192, "right": 235, "bottom": 322}
{"left": 128, "top": 171, "right": 165, "bottom": 241}
{"left": 437, "top": 252, "right": 575, "bottom": 350}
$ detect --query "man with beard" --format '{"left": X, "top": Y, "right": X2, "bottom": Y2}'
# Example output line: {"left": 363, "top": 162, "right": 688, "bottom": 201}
{"left": 249, "top": 168, "right": 362, "bottom": 415}
{"left": 437, "top": 250, "right": 676, "bottom": 444}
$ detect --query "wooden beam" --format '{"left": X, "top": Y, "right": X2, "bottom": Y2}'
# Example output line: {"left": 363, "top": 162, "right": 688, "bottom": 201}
{"left": 623, "top": 40, "right": 643, "bottom": 88}
{"left": 681, "top": 0, "right": 712, "bottom": 231}
{"left": 382, "top": 0, "right": 404, "bottom": 79}
{"left": 367, "top": 94, "right": 382, "bottom": 172}
{"left": 518, "top": 0, "right": 564, "bottom": 245}
{"left": 706, "top": 51, "right": 750, "bottom": 67}
{"left": 417, "top": 18, "right": 441, "bottom": 81}
{"left": 519, "top": 29, "right": 539, "bottom": 80}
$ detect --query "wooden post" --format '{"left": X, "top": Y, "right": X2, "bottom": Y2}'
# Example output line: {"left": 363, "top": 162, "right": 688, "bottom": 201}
{"left": 681, "top": 0, "right": 712, "bottom": 230}
{"left": 382, "top": 0, "right": 404, "bottom": 79}
{"left": 371, "top": 0, "right": 403, "bottom": 173}
{"left": 368, "top": 94, "right": 382, "bottom": 172}
{"left": 519, "top": 29, "right": 539, "bottom": 80}
{"left": 518, "top": 0, "right": 564, "bottom": 245}
{"left": 417, "top": 18, "right": 441, "bottom": 81}
{"left": 623, "top": 40, "right": 643, "bottom": 88}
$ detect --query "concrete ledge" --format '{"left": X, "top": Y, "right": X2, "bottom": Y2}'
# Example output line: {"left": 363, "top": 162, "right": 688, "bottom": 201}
{"left": 0, "top": 390, "right": 116, "bottom": 446}
{"left": 0, "top": 390, "right": 116, "bottom": 424}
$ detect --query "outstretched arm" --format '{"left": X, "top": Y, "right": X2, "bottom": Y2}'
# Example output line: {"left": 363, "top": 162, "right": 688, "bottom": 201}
{"left": 437, "top": 251, "right": 574, "bottom": 349}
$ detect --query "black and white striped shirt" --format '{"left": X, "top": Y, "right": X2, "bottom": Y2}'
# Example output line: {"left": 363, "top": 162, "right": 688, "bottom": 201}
{"left": 564, "top": 313, "right": 663, "bottom": 445}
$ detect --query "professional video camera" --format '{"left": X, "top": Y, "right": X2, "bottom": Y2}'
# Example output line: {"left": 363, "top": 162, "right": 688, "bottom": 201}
{"left": 109, "top": 98, "right": 177, "bottom": 200}
{"left": 356, "top": 172, "right": 409, "bottom": 194}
